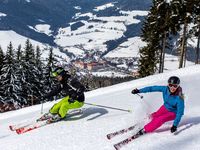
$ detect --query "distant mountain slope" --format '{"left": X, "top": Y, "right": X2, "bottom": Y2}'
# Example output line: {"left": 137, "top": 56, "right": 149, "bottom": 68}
{"left": 0, "top": 0, "right": 152, "bottom": 45}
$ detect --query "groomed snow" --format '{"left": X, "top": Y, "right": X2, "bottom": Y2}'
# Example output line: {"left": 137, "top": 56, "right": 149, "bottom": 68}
{"left": 0, "top": 65, "right": 200, "bottom": 150}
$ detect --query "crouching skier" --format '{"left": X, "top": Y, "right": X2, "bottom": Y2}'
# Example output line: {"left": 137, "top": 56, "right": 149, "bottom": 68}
{"left": 132, "top": 76, "right": 185, "bottom": 136}
{"left": 39, "top": 67, "right": 86, "bottom": 123}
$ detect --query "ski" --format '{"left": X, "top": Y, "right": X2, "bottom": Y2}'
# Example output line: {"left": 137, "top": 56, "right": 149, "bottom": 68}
{"left": 107, "top": 124, "right": 138, "bottom": 140}
{"left": 15, "top": 121, "right": 49, "bottom": 134}
{"left": 10, "top": 108, "right": 85, "bottom": 133}
{"left": 113, "top": 133, "right": 142, "bottom": 150}
{"left": 9, "top": 123, "right": 33, "bottom": 131}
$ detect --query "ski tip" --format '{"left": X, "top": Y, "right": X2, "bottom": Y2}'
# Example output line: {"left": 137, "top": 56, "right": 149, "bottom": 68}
{"left": 9, "top": 125, "right": 14, "bottom": 131}
{"left": 16, "top": 128, "right": 23, "bottom": 134}
{"left": 106, "top": 135, "right": 111, "bottom": 140}
{"left": 114, "top": 145, "right": 120, "bottom": 150}
{"left": 16, "top": 130, "right": 20, "bottom": 134}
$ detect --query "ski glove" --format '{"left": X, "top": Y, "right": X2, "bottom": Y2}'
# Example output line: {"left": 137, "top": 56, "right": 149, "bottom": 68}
{"left": 131, "top": 88, "right": 140, "bottom": 94}
{"left": 68, "top": 98, "right": 75, "bottom": 103}
{"left": 170, "top": 125, "right": 177, "bottom": 133}
{"left": 68, "top": 93, "right": 77, "bottom": 103}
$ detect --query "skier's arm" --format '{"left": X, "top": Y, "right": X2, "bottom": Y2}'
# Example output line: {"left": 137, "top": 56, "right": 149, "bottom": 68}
{"left": 139, "top": 86, "right": 166, "bottom": 93}
{"left": 173, "top": 98, "right": 184, "bottom": 127}
{"left": 43, "top": 85, "right": 62, "bottom": 100}
{"left": 70, "top": 78, "right": 86, "bottom": 94}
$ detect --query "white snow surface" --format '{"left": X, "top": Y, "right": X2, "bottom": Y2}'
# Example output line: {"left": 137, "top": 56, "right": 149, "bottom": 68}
{"left": 0, "top": 30, "right": 70, "bottom": 62}
{"left": 28, "top": 24, "right": 52, "bottom": 36}
{"left": 94, "top": 3, "right": 115, "bottom": 11}
{"left": 34, "top": 24, "right": 52, "bottom": 36}
{"left": 0, "top": 30, "right": 46, "bottom": 51}
{"left": 0, "top": 65, "right": 200, "bottom": 150}
{"left": 0, "top": 12, "right": 7, "bottom": 17}
{"left": 55, "top": 10, "right": 148, "bottom": 54}
{"left": 105, "top": 36, "right": 146, "bottom": 58}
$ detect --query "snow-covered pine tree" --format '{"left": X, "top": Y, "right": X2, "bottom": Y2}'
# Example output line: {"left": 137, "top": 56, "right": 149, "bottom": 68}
{"left": 21, "top": 40, "right": 42, "bottom": 105}
{"left": 42, "top": 47, "right": 58, "bottom": 102}
{"left": 0, "top": 46, "right": 4, "bottom": 74}
{"left": 0, "top": 42, "right": 22, "bottom": 108}
{"left": 0, "top": 46, "right": 5, "bottom": 102}
{"left": 34, "top": 45, "right": 44, "bottom": 103}
{"left": 15, "top": 44, "right": 27, "bottom": 107}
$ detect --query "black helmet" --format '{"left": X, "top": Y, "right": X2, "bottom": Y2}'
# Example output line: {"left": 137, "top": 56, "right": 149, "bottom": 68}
{"left": 168, "top": 76, "right": 180, "bottom": 85}
{"left": 52, "top": 67, "right": 66, "bottom": 77}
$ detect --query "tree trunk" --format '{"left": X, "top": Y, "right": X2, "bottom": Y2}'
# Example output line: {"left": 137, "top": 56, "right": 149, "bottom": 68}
{"left": 195, "top": 24, "right": 200, "bottom": 64}
{"left": 179, "top": 19, "right": 188, "bottom": 68}
{"left": 159, "top": 41, "right": 164, "bottom": 73}
{"left": 161, "top": 32, "right": 167, "bottom": 72}
{"left": 159, "top": 32, "right": 167, "bottom": 73}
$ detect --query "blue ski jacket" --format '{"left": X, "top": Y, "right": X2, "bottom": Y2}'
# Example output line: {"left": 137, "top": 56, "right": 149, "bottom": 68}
{"left": 139, "top": 86, "right": 184, "bottom": 127}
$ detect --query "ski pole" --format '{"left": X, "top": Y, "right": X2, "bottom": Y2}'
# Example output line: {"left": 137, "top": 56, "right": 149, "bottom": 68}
{"left": 40, "top": 101, "right": 44, "bottom": 114}
{"left": 136, "top": 93, "right": 143, "bottom": 99}
{"left": 84, "top": 102, "right": 132, "bottom": 113}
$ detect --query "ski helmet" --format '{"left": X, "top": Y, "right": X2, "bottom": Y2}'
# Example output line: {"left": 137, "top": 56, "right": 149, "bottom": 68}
{"left": 52, "top": 67, "right": 65, "bottom": 77}
{"left": 168, "top": 76, "right": 180, "bottom": 85}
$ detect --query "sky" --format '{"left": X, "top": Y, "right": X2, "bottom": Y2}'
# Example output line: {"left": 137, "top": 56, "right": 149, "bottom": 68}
{"left": 0, "top": 64, "right": 200, "bottom": 150}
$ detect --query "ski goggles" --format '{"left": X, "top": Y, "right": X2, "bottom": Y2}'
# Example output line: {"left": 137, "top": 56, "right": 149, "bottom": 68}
{"left": 168, "top": 84, "right": 179, "bottom": 88}
{"left": 52, "top": 72, "right": 59, "bottom": 77}
{"left": 52, "top": 69, "right": 64, "bottom": 77}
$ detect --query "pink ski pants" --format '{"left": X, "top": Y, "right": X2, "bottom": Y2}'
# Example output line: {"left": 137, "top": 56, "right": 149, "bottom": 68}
{"left": 144, "top": 105, "right": 176, "bottom": 133}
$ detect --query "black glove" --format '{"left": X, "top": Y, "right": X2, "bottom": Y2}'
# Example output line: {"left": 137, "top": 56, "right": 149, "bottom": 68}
{"left": 131, "top": 88, "right": 140, "bottom": 94}
{"left": 170, "top": 125, "right": 177, "bottom": 133}
{"left": 68, "top": 98, "right": 75, "bottom": 103}
{"left": 68, "top": 93, "right": 77, "bottom": 103}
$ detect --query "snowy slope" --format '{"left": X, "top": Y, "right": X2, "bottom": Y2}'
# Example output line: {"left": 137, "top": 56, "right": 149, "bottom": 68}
{"left": 0, "top": 30, "right": 46, "bottom": 51}
{"left": 0, "top": 65, "right": 200, "bottom": 150}
{"left": 55, "top": 10, "right": 148, "bottom": 55}
{"left": 0, "top": 30, "right": 70, "bottom": 62}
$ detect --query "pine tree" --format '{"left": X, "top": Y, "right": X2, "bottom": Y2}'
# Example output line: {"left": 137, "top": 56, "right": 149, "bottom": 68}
{"left": 42, "top": 47, "right": 58, "bottom": 101}
{"left": 21, "top": 40, "right": 42, "bottom": 105}
{"left": 139, "top": 0, "right": 198, "bottom": 76}
{"left": 0, "top": 46, "right": 5, "bottom": 101}
{"left": 175, "top": 0, "right": 194, "bottom": 68}
{"left": 0, "top": 46, "right": 4, "bottom": 74}
{"left": 35, "top": 45, "right": 44, "bottom": 102}
{"left": 192, "top": 0, "right": 200, "bottom": 64}
{"left": 0, "top": 42, "right": 21, "bottom": 107}
{"left": 138, "top": 0, "right": 161, "bottom": 77}
{"left": 16, "top": 45, "right": 22, "bottom": 61}
{"left": 15, "top": 44, "right": 27, "bottom": 106}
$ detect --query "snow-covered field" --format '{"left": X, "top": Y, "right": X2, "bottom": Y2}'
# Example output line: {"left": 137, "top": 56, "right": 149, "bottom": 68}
{"left": 0, "top": 30, "right": 70, "bottom": 62}
{"left": 28, "top": 24, "right": 52, "bottom": 36}
{"left": 0, "top": 65, "right": 200, "bottom": 150}
{"left": 0, "top": 12, "right": 7, "bottom": 17}
{"left": 55, "top": 10, "right": 149, "bottom": 55}
{"left": 0, "top": 30, "right": 46, "bottom": 51}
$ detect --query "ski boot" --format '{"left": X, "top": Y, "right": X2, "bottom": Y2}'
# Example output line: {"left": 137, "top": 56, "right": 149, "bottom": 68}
{"left": 136, "top": 128, "right": 146, "bottom": 136}
{"left": 37, "top": 113, "right": 54, "bottom": 122}
{"left": 47, "top": 114, "right": 62, "bottom": 123}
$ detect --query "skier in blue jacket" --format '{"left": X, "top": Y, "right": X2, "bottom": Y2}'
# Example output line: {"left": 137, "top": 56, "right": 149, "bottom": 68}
{"left": 132, "top": 76, "right": 184, "bottom": 135}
